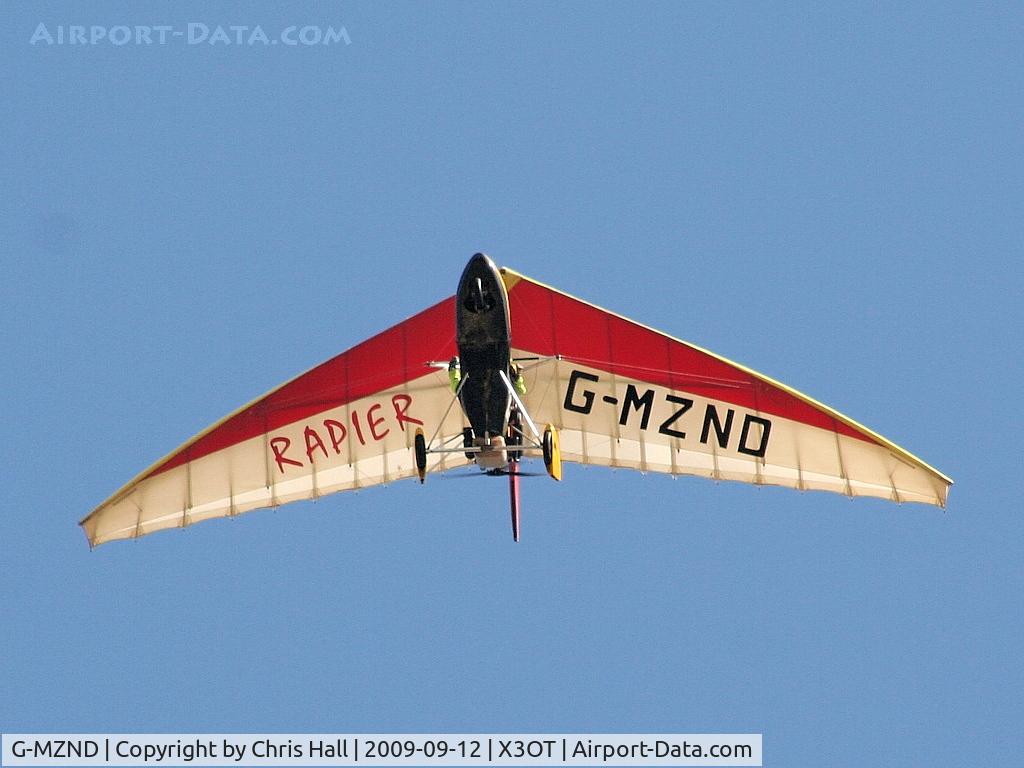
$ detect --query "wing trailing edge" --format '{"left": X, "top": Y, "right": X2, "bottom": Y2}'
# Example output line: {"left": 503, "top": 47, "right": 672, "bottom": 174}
{"left": 81, "top": 297, "right": 465, "bottom": 547}
{"left": 502, "top": 267, "right": 951, "bottom": 508}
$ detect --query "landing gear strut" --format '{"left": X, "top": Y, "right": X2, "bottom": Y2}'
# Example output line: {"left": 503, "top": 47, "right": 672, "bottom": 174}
{"left": 507, "top": 407, "right": 523, "bottom": 461}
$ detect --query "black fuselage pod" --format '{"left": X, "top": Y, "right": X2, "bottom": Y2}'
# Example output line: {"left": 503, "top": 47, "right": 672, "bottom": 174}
{"left": 456, "top": 253, "right": 511, "bottom": 443}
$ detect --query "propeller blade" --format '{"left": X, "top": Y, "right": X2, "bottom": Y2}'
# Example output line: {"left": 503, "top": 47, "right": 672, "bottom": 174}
{"left": 509, "top": 458, "right": 521, "bottom": 542}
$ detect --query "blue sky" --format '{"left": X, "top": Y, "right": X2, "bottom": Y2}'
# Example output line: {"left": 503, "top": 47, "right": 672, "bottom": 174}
{"left": 1, "top": 2, "right": 1020, "bottom": 766}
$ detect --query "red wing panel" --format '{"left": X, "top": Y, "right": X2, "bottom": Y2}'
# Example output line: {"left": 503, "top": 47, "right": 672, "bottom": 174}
{"left": 156, "top": 297, "right": 457, "bottom": 476}
{"left": 506, "top": 273, "right": 863, "bottom": 441}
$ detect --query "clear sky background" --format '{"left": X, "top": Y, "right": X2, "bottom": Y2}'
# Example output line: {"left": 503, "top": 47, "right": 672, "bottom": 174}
{"left": 1, "top": 2, "right": 1021, "bottom": 766}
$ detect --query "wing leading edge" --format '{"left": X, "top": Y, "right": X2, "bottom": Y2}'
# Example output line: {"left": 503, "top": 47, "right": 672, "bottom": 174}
{"left": 503, "top": 268, "right": 951, "bottom": 507}
{"left": 80, "top": 298, "right": 467, "bottom": 547}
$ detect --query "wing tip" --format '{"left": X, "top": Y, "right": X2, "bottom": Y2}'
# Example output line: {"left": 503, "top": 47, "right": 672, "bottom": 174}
{"left": 79, "top": 519, "right": 97, "bottom": 549}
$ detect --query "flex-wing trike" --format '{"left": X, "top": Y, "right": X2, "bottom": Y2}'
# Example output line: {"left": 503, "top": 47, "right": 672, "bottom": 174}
{"left": 414, "top": 254, "right": 562, "bottom": 542}
{"left": 80, "top": 251, "right": 951, "bottom": 549}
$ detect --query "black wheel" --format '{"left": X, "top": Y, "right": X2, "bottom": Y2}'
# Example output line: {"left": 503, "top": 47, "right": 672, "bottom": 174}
{"left": 414, "top": 430, "right": 427, "bottom": 482}
{"left": 463, "top": 427, "right": 475, "bottom": 460}
{"left": 542, "top": 427, "right": 553, "bottom": 467}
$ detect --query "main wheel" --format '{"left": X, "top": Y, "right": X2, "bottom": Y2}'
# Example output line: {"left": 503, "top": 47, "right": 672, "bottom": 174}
{"left": 414, "top": 429, "right": 427, "bottom": 483}
{"left": 463, "top": 427, "right": 475, "bottom": 461}
{"left": 542, "top": 424, "right": 562, "bottom": 482}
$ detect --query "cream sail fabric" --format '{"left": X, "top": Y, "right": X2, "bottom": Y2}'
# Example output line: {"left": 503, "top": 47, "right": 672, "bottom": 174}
{"left": 80, "top": 298, "right": 467, "bottom": 547}
{"left": 503, "top": 269, "right": 950, "bottom": 507}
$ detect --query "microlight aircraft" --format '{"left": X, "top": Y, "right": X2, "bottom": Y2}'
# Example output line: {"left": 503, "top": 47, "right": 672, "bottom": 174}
{"left": 81, "top": 254, "right": 951, "bottom": 546}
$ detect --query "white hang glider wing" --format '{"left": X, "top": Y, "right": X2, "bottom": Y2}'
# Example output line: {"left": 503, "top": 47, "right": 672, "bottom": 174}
{"left": 503, "top": 268, "right": 951, "bottom": 507}
{"left": 81, "top": 298, "right": 467, "bottom": 547}
{"left": 82, "top": 264, "right": 951, "bottom": 547}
